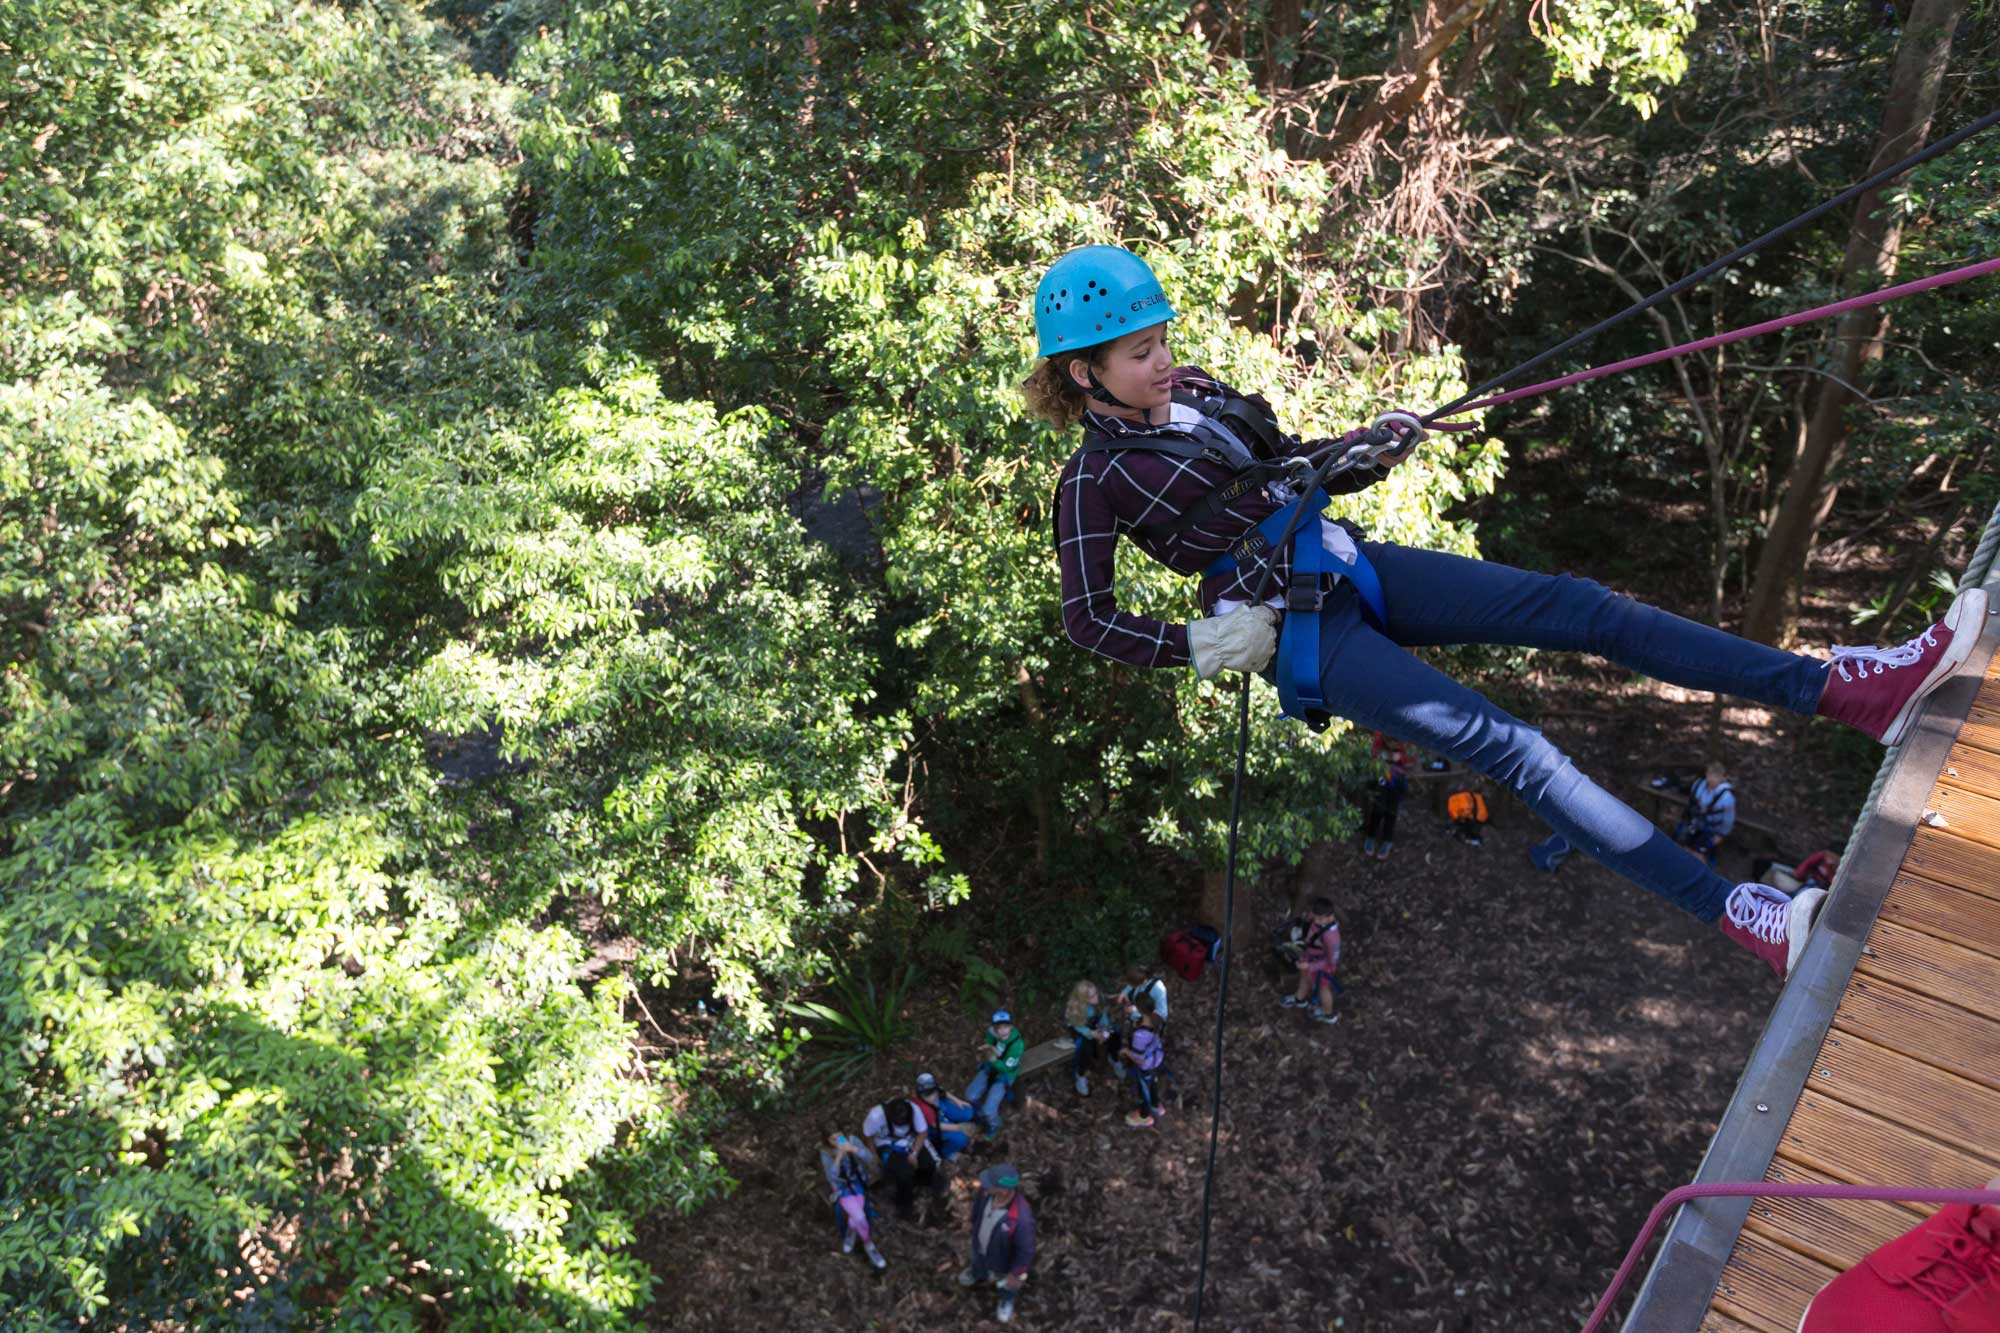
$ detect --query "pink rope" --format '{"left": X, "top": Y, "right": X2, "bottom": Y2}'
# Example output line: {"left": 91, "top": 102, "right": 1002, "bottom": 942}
{"left": 1435, "top": 255, "right": 2000, "bottom": 423}
{"left": 1581, "top": 1180, "right": 2000, "bottom": 1333}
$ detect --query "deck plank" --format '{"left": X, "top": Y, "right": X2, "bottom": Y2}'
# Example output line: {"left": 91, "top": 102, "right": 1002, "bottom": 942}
{"left": 1959, "top": 707, "right": 2000, "bottom": 758}
{"left": 1902, "top": 826, "right": 2000, "bottom": 906}
{"left": 1698, "top": 1312, "right": 1773, "bottom": 1333}
{"left": 1710, "top": 1229, "right": 1837, "bottom": 1333}
{"left": 1778, "top": 1088, "right": 2000, "bottom": 1187}
{"left": 1939, "top": 741, "right": 2000, "bottom": 798}
{"left": 1975, "top": 668, "right": 2000, "bottom": 716}
{"left": 1854, "top": 917, "right": 2000, "bottom": 1023}
{"left": 1926, "top": 783, "right": 2000, "bottom": 854}
{"left": 1830, "top": 973, "right": 2000, "bottom": 1093}
{"left": 1747, "top": 1158, "right": 1926, "bottom": 1271}
{"left": 1876, "top": 870, "right": 2000, "bottom": 960}
{"left": 1810, "top": 1028, "right": 2000, "bottom": 1162}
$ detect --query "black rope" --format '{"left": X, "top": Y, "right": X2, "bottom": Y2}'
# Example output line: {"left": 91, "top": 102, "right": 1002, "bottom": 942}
{"left": 1190, "top": 441, "right": 1368, "bottom": 1332}
{"left": 1421, "top": 106, "right": 2000, "bottom": 427}
{"left": 1193, "top": 674, "right": 1251, "bottom": 1330}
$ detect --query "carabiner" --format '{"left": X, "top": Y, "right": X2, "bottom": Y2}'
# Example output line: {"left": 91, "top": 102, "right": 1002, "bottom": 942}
{"left": 1369, "top": 410, "right": 1426, "bottom": 460}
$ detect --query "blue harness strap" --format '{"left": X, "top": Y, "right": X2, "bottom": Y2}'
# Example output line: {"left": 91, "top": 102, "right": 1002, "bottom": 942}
{"left": 1202, "top": 489, "right": 1389, "bottom": 722}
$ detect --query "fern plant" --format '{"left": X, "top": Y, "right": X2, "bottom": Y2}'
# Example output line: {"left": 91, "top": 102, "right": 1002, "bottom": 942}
{"left": 786, "top": 966, "right": 917, "bottom": 1088}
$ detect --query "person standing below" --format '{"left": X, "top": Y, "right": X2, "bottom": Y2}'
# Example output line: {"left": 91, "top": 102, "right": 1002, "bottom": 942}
{"left": 819, "top": 1130, "right": 887, "bottom": 1270}
{"left": 862, "top": 1094, "right": 939, "bottom": 1219}
{"left": 958, "top": 1164, "right": 1037, "bottom": 1324}
{"left": 1118, "top": 1011, "right": 1167, "bottom": 1127}
{"left": 1676, "top": 762, "right": 1737, "bottom": 865}
{"left": 1279, "top": 896, "right": 1343, "bottom": 1024}
{"left": 1061, "top": 980, "right": 1114, "bottom": 1097}
{"left": 1362, "top": 731, "right": 1411, "bottom": 860}
{"left": 911, "top": 1072, "right": 977, "bottom": 1161}
{"left": 965, "top": 1010, "right": 1025, "bottom": 1135}
{"left": 1116, "top": 967, "right": 1169, "bottom": 1029}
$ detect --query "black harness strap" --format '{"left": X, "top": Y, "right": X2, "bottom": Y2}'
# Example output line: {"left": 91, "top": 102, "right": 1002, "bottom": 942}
{"left": 1067, "top": 393, "right": 1301, "bottom": 546}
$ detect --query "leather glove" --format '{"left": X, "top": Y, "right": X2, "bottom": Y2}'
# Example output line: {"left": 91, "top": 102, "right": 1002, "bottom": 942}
{"left": 1187, "top": 606, "right": 1279, "bottom": 680}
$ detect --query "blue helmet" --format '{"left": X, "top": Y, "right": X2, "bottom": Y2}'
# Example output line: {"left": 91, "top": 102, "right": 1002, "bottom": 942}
{"left": 1033, "top": 245, "right": 1175, "bottom": 358}
{"left": 991, "top": 1010, "right": 1013, "bottom": 1025}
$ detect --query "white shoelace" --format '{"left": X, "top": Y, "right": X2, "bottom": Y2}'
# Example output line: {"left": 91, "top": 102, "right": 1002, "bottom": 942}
{"left": 1829, "top": 624, "right": 1939, "bottom": 681}
{"left": 1725, "top": 884, "right": 1789, "bottom": 944}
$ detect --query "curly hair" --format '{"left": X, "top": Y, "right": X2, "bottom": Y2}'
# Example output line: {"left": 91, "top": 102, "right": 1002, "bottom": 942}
{"left": 1062, "top": 979, "right": 1100, "bottom": 1028}
{"left": 1019, "top": 351, "right": 1098, "bottom": 430}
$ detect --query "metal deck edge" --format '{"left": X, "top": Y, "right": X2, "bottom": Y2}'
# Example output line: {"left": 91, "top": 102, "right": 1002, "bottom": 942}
{"left": 1620, "top": 563, "right": 2000, "bottom": 1333}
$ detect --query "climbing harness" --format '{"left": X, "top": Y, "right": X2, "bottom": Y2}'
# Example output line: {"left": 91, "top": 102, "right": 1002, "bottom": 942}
{"left": 1188, "top": 106, "right": 2000, "bottom": 1332}
{"left": 1195, "top": 412, "right": 1423, "bottom": 723}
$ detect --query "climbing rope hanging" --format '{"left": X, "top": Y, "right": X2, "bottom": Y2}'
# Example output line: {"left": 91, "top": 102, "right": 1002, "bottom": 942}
{"left": 1187, "top": 107, "right": 2000, "bottom": 1331}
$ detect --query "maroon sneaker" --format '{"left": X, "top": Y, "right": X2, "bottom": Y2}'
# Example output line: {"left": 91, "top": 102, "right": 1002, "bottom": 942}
{"left": 1799, "top": 1185, "right": 2000, "bottom": 1333}
{"left": 1719, "top": 882, "right": 1826, "bottom": 980}
{"left": 1819, "top": 589, "right": 1989, "bottom": 747}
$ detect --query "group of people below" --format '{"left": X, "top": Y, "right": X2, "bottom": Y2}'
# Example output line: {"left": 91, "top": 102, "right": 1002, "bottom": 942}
{"left": 818, "top": 1069, "right": 1027, "bottom": 1313}
{"left": 1061, "top": 968, "right": 1171, "bottom": 1126}
{"left": 813, "top": 968, "right": 1175, "bottom": 1321}
{"left": 819, "top": 1123, "right": 1037, "bottom": 1323}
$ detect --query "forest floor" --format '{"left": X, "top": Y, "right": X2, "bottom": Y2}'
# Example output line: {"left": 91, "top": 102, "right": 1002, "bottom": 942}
{"left": 639, "top": 669, "right": 1861, "bottom": 1333}
{"left": 639, "top": 446, "right": 1899, "bottom": 1331}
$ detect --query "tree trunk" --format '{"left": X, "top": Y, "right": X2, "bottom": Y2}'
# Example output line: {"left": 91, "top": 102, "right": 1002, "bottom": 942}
{"left": 1323, "top": 0, "right": 1492, "bottom": 155}
{"left": 1740, "top": 0, "right": 1963, "bottom": 645}
{"left": 1262, "top": 0, "right": 1302, "bottom": 95}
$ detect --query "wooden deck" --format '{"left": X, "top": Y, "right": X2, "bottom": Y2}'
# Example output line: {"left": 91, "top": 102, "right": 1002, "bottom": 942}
{"left": 1696, "top": 658, "right": 2000, "bottom": 1333}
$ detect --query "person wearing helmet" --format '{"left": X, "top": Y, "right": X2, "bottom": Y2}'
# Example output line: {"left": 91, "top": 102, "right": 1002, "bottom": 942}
{"left": 1030, "top": 242, "right": 1989, "bottom": 983}
{"left": 965, "top": 1010, "right": 1024, "bottom": 1135}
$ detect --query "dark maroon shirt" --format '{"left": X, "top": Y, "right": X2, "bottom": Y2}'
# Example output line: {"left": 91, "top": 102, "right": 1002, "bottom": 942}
{"left": 1053, "top": 367, "right": 1384, "bottom": 669}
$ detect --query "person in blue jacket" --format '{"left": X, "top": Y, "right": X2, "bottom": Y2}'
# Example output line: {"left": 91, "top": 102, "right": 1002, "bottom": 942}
{"left": 911, "top": 1071, "right": 977, "bottom": 1161}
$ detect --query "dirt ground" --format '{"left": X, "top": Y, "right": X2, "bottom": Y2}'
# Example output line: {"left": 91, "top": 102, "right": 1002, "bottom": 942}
{"left": 639, "top": 658, "right": 1862, "bottom": 1333}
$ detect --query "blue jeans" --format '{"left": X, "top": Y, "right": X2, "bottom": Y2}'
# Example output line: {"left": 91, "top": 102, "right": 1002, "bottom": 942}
{"left": 965, "top": 1067, "right": 1013, "bottom": 1131}
{"left": 932, "top": 1098, "right": 974, "bottom": 1159}
{"left": 1307, "top": 543, "right": 1831, "bottom": 923}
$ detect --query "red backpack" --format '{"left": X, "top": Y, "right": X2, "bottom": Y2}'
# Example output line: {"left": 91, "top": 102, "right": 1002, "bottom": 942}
{"left": 1160, "top": 929, "right": 1207, "bottom": 982}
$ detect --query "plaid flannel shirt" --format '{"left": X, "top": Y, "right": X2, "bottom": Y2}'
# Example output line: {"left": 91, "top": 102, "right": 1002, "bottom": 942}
{"left": 1053, "top": 367, "right": 1384, "bottom": 669}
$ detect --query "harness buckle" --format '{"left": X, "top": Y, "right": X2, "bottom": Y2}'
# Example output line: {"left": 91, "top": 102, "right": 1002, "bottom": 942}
{"left": 1286, "top": 569, "right": 1324, "bottom": 614}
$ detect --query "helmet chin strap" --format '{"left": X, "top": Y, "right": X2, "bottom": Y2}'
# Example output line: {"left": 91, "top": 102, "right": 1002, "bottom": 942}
{"left": 1084, "top": 363, "right": 1136, "bottom": 411}
{"left": 1071, "top": 358, "right": 1146, "bottom": 414}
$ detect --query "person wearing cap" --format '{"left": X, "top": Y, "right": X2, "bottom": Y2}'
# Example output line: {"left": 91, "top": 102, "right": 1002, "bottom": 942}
{"left": 957, "top": 1164, "right": 1037, "bottom": 1324}
{"left": 911, "top": 1072, "right": 977, "bottom": 1161}
{"left": 965, "top": 1010, "right": 1025, "bottom": 1135}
